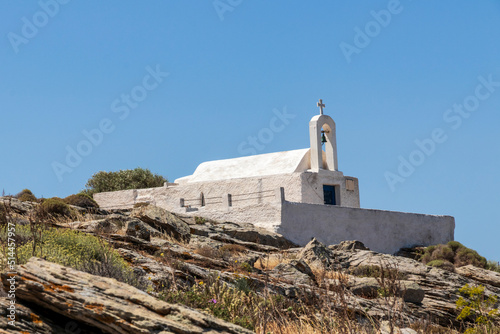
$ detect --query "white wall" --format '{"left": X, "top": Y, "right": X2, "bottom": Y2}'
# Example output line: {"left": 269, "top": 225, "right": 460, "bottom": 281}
{"left": 278, "top": 201, "right": 455, "bottom": 254}
{"left": 300, "top": 170, "right": 360, "bottom": 208}
{"left": 93, "top": 173, "right": 455, "bottom": 255}
{"left": 94, "top": 185, "right": 283, "bottom": 229}
{"left": 94, "top": 173, "right": 304, "bottom": 211}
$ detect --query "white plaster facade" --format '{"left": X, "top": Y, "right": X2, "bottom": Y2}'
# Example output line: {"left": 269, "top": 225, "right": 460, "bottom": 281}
{"left": 94, "top": 104, "right": 455, "bottom": 254}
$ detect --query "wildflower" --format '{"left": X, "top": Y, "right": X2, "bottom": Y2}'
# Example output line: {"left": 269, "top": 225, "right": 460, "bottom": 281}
{"left": 199, "top": 281, "right": 204, "bottom": 285}
{"left": 235, "top": 260, "right": 238, "bottom": 263}
{"left": 148, "top": 277, "right": 152, "bottom": 280}
{"left": 160, "top": 253, "right": 164, "bottom": 257}
{"left": 209, "top": 299, "right": 217, "bottom": 304}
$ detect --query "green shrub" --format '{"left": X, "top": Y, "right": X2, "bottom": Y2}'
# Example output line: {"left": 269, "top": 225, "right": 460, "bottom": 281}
{"left": 456, "top": 284, "right": 499, "bottom": 330}
{"left": 63, "top": 193, "right": 99, "bottom": 209}
{"left": 427, "top": 260, "right": 456, "bottom": 272}
{"left": 486, "top": 261, "right": 500, "bottom": 273}
{"left": 431, "top": 244, "right": 455, "bottom": 263}
{"left": 17, "top": 193, "right": 38, "bottom": 202}
{"left": 40, "top": 198, "right": 75, "bottom": 217}
{"left": 14, "top": 225, "right": 137, "bottom": 285}
{"left": 194, "top": 216, "right": 207, "bottom": 224}
{"left": 447, "top": 240, "right": 463, "bottom": 252}
{"left": 160, "top": 275, "right": 260, "bottom": 330}
{"left": 16, "top": 189, "right": 34, "bottom": 197}
{"left": 455, "top": 248, "right": 487, "bottom": 268}
{"left": 421, "top": 241, "right": 489, "bottom": 270}
{"left": 160, "top": 274, "right": 315, "bottom": 331}
{"left": 15, "top": 189, "right": 37, "bottom": 202}
{"left": 83, "top": 168, "right": 167, "bottom": 196}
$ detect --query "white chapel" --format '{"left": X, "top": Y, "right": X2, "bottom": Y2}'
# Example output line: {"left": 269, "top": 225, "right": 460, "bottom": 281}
{"left": 95, "top": 100, "right": 454, "bottom": 254}
{"left": 174, "top": 99, "right": 360, "bottom": 208}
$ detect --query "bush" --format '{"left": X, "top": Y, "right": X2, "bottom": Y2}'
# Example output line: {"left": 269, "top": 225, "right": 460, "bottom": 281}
{"left": 455, "top": 248, "right": 487, "bottom": 268}
{"left": 194, "top": 216, "right": 207, "bottom": 224}
{"left": 427, "top": 260, "right": 456, "bottom": 272}
{"left": 16, "top": 189, "right": 34, "bottom": 197}
{"left": 40, "top": 198, "right": 75, "bottom": 217}
{"left": 421, "top": 241, "right": 489, "bottom": 270}
{"left": 83, "top": 168, "right": 167, "bottom": 196}
{"left": 486, "top": 261, "right": 500, "bottom": 273}
{"left": 456, "top": 284, "right": 499, "bottom": 329}
{"left": 160, "top": 275, "right": 261, "bottom": 330}
{"left": 13, "top": 226, "right": 137, "bottom": 285}
{"left": 15, "top": 189, "right": 37, "bottom": 202}
{"left": 18, "top": 193, "right": 37, "bottom": 202}
{"left": 63, "top": 193, "right": 99, "bottom": 209}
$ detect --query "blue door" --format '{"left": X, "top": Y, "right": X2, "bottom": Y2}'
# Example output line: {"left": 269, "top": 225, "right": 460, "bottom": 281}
{"left": 323, "top": 185, "right": 336, "bottom": 205}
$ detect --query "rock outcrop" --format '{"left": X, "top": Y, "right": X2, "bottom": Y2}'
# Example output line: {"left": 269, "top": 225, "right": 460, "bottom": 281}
{"left": 132, "top": 205, "right": 191, "bottom": 243}
{"left": 1, "top": 258, "right": 253, "bottom": 334}
{"left": 1, "top": 201, "right": 499, "bottom": 333}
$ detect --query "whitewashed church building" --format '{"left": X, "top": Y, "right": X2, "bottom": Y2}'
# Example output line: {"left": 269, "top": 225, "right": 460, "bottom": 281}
{"left": 95, "top": 100, "right": 454, "bottom": 254}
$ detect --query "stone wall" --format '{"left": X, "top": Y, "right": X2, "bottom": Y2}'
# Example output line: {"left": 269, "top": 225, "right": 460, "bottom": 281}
{"left": 278, "top": 201, "right": 455, "bottom": 254}
{"left": 93, "top": 174, "right": 454, "bottom": 255}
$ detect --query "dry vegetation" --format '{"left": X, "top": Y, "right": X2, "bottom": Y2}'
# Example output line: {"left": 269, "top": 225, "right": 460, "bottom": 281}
{"left": 1, "top": 194, "right": 499, "bottom": 334}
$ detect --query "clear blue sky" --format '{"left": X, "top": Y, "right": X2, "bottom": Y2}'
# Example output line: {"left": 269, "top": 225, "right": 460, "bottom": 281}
{"left": 1, "top": 1, "right": 499, "bottom": 262}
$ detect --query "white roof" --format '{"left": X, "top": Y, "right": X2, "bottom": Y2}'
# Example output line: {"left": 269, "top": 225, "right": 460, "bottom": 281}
{"left": 175, "top": 149, "right": 314, "bottom": 184}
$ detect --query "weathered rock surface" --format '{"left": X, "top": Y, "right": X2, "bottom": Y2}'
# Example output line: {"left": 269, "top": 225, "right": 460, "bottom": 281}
{"left": 187, "top": 219, "right": 297, "bottom": 249}
{"left": 455, "top": 264, "right": 500, "bottom": 288}
{"left": 2, "top": 203, "right": 500, "bottom": 332}
{"left": 1, "top": 258, "right": 253, "bottom": 334}
{"left": 349, "top": 277, "right": 379, "bottom": 298}
{"left": 125, "top": 218, "right": 152, "bottom": 241}
{"left": 132, "top": 205, "right": 191, "bottom": 243}
{"left": 297, "top": 238, "right": 336, "bottom": 270}
{"left": 271, "top": 260, "right": 315, "bottom": 286}
{"left": 327, "top": 242, "right": 500, "bottom": 326}
{"left": 0, "top": 197, "right": 35, "bottom": 214}
{"left": 329, "top": 240, "right": 369, "bottom": 252}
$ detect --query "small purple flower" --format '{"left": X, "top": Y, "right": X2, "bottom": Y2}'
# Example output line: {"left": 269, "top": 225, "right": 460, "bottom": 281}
{"left": 209, "top": 299, "right": 217, "bottom": 304}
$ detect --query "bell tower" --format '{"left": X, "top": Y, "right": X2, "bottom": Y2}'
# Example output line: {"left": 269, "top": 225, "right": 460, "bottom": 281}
{"left": 309, "top": 99, "right": 338, "bottom": 172}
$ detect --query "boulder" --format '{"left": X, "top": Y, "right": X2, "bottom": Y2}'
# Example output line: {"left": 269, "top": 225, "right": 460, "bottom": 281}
{"left": 349, "top": 277, "right": 379, "bottom": 298}
{"left": 271, "top": 260, "right": 315, "bottom": 285}
{"left": 400, "top": 280, "right": 425, "bottom": 303}
{"left": 297, "top": 238, "right": 336, "bottom": 270}
{"left": 329, "top": 240, "right": 369, "bottom": 252}
{"left": 132, "top": 205, "right": 190, "bottom": 243}
{"left": 1, "top": 257, "right": 253, "bottom": 334}
{"left": 125, "top": 218, "right": 152, "bottom": 241}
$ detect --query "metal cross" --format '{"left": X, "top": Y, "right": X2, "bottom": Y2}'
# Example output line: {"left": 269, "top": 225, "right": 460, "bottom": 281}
{"left": 317, "top": 99, "right": 325, "bottom": 115}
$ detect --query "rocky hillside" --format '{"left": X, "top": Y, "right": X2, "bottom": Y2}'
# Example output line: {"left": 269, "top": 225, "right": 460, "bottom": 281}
{"left": 1, "top": 197, "right": 499, "bottom": 333}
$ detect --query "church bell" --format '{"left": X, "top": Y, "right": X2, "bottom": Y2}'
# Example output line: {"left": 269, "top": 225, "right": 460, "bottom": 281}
{"left": 321, "top": 131, "right": 327, "bottom": 144}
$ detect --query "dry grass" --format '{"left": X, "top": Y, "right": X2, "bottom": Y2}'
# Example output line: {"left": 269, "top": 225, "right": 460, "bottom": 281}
{"left": 194, "top": 245, "right": 220, "bottom": 258}
{"left": 254, "top": 252, "right": 294, "bottom": 270}
{"left": 255, "top": 320, "right": 374, "bottom": 334}
{"left": 219, "top": 244, "right": 247, "bottom": 255}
